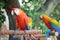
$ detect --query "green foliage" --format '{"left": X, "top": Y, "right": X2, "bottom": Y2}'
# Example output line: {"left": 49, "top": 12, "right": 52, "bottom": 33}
{"left": 21, "top": 0, "right": 44, "bottom": 12}
{"left": 39, "top": 20, "right": 47, "bottom": 34}
{"left": 0, "top": 0, "right": 5, "bottom": 28}
{"left": 0, "top": 0, "right": 5, "bottom": 8}
{"left": 50, "top": 3, "right": 60, "bottom": 21}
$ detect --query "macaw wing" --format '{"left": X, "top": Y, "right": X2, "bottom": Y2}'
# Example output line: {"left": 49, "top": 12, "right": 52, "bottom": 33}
{"left": 50, "top": 22, "right": 60, "bottom": 34}
{"left": 26, "top": 23, "right": 30, "bottom": 30}
{"left": 24, "top": 18, "right": 31, "bottom": 30}
{"left": 50, "top": 18, "right": 60, "bottom": 27}
{"left": 24, "top": 16, "right": 32, "bottom": 30}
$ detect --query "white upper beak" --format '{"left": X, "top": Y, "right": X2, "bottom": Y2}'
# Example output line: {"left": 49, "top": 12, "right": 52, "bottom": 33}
{"left": 11, "top": 10, "right": 14, "bottom": 15}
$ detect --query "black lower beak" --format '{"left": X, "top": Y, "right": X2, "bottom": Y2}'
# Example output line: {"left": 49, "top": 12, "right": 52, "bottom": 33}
{"left": 39, "top": 16, "right": 42, "bottom": 20}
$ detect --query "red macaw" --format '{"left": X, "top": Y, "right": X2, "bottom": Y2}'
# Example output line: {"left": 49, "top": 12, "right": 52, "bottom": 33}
{"left": 10, "top": 8, "right": 32, "bottom": 40}
{"left": 40, "top": 14, "right": 60, "bottom": 38}
{"left": 40, "top": 14, "right": 54, "bottom": 38}
{"left": 11, "top": 8, "right": 32, "bottom": 30}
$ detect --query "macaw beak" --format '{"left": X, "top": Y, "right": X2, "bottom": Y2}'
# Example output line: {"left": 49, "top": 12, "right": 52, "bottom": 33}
{"left": 11, "top": 8, "right": 17, "bottom": 16}
{"left": 39, "top": 15, "right": 42, "bottom": 20}
{"left": 11, "top": 10, "right": 14, "bottom": 15}
{"left": 11, "top": 8, "right": 15, "bottom": 15}
{"left": 11, "top": 10, "right": 17, "bottom": 16}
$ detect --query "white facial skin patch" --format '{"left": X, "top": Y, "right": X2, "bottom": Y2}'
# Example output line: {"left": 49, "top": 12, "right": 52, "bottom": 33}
{"left": 11, "top": 9, "right": 19, "bottom": 15}
{"left": 14, "top": 9, "right": 19, "bottom": 15}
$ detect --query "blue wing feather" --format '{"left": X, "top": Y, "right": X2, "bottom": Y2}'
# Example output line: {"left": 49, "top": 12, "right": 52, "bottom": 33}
{"left": 26, "top": 23, "right": 30, "bottom": 30}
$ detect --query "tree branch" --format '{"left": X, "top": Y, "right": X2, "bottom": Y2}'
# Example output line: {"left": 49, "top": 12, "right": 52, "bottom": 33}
{"left": 4, "top": 0, "right": 20, "bottom": 30}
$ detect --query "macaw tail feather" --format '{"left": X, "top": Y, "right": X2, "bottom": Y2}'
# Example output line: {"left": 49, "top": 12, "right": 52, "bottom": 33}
{"left": 50, "top": 22, "right": 60, "bottom": 35}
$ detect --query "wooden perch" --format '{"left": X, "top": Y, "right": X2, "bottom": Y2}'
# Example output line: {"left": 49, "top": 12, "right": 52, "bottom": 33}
{"left": 33, "top": 34, "right": 46, "bottom": 37}
{"left": 0, "top": 30, "right": 42, "bottom": 35}
{"left": 14, "top": 34, "right": 46, "bottom": 38}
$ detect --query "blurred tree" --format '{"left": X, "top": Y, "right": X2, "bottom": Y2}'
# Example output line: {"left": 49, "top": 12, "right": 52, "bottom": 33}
{"left": 50, "top": 3, "right": 60, "bottom": 21}
{"left": 0, "top": 0, "right": 5, "bottom": 29}
{"left": 4, "top": 0, "right": 20, "bottom": 30}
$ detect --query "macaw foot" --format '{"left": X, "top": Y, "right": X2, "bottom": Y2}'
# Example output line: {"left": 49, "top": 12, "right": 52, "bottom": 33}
{"left": 55, "top": 32, "right": 59, "bottom": 36}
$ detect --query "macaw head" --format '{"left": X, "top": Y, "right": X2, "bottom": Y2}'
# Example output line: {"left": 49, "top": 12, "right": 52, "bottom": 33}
{"left": 11, "top": 8, "right": 20, "bottom": 15}
{"left": 40, "top": 14, "right": 51, "bottom": 21}
{"left": 11, "top": 8, "right": 26, "bottom": 16}
{"left": 40, "top": 14, "right": 47, "bottom": 20}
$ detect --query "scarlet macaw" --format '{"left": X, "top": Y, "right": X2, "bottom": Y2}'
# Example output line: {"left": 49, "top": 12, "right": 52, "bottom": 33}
{"left": 12, "top": 8, "right": 32, "bottom": 30}
{"left": 40, "top": 14, "right": 60, "bottom": 38}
